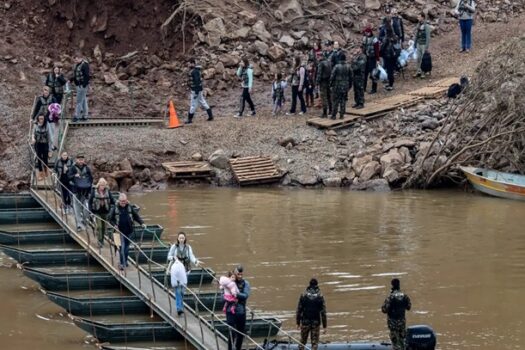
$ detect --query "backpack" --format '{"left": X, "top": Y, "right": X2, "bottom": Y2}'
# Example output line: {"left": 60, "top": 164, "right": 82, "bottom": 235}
{"left": 421, "top": 51, "right": 432, "bottom": 73}
{"left": 447, "top": 83, "right": 462, "bottom": 98}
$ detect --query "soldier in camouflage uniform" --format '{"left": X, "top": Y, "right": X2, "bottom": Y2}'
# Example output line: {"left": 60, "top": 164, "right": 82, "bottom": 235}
{"left": 296, "top": 278, "right": 327, "bottom": 350}
{"left": 351, "top": 48, "right": 367, "bottom": 109}
{"left": 329, "top": 53, "right": 353, "bottom": 120}
{"left": 381, "top": 278, "right": 412, "bottom": 350}
{"left": 316, "top": 53, "right": 332, "bottom": 118}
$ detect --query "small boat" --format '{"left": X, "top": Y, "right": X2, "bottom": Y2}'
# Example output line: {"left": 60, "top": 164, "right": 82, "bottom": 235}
{"left": 73, "top": 316, "right": 282, "bottom": 342}
{"left": 0, "top": 193, "right": 40, "bottom": 209}
{"left": 0, "top": 244, "right": 169, "bottom": 266}
{"left": 460, "top": 166, "right": 525, "bottom": 201}
{"left": 23, "top": 266, "right": 215, "bottom": 291}
{"left": 45, "top": 291, "right": 225, "bottom": 315}
{"left": 0, "top": 208, "right": 54, "bottom": 224}
{"left": 0, "top": 225, "right": 163, "bottom": 245}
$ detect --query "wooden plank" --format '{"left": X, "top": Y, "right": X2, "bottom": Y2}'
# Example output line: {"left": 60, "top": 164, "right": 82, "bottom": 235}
{"left": 238, "top": 175, "right": 283, "bottom": 183}
{"left": 165, "top": 167, "right": 211, "bottom": 173}
{"left": 230, "top": 156, "right": 270, "bottom": 162}
{"left": 233, "top": 165, "right": 277, "bottom": 172}
{"left": 229, "top": 158, "right": 273, "bottom": 165}
{"left": 429, "top": 77, "right": 458, "bottom": 87}
{"left": 232, "top": 163, "right": 275, "bottom": 170}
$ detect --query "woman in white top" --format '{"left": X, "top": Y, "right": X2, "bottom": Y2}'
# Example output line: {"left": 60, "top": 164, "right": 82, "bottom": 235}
{"left": 167, "top": 232, "right": 201, "bottom": 273}
{"left": 454, "top": 0, "right": 476, "bottom": 52}
{"left": 170, "top": 256, "right": 187, "bottom": 315}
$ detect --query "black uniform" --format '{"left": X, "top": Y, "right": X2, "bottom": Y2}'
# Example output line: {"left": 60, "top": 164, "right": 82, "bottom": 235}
{"left": 316, "top": 57, "right": 332, "bottom": 117}
{"left": 296, "top": 285, "right": 327, "bottom": 350}
{"left": 330, "top": 60, "right": 353, "bottom": 119}
{"left": 382, "top": 289, "right": 412, "bottom": 350}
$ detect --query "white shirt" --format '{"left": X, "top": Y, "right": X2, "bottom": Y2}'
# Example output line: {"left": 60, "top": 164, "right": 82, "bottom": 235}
{"left": 170, "top": 259, "right": 188, "bottom": 287}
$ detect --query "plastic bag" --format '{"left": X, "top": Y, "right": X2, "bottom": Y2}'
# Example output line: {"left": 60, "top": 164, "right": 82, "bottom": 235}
{"left": 406, "top": 40, "right": 415, "bottom": 55}
{"left": 411, "top": 49, "right": 419, "bottom": 61}
{"left": 377, "top": 64, "right": 388, "bottom": 82}
{"left": 398, "top": 49, "right": 409, "bottom": 67}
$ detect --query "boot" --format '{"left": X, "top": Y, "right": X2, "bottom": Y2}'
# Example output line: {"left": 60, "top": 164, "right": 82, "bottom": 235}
{"left": 370, "top": 82, "right": 377, "bottom": 94}
{"left": 206, "top": 108, "right": 213, "bottom": 121}
{"left": 320, "top": 108, "right": 327, "bottom": 118}
{"left": 185, "top": 113, "right": 194, "bottom": 124}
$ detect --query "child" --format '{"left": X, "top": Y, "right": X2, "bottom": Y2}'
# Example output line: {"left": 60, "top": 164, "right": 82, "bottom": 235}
{"left": 271, "top": 73, "right": 287, "bottom": 116}
{"left": 171, "top": 257, "right": 188, "bottom": 316}
{"left": 219, "top": 271, "right": 239, "bottom": 314}
{"left": 305, "top": 63, "right": 315, "bottom": 107}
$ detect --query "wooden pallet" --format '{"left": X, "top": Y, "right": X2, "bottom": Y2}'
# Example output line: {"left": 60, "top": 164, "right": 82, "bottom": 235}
{"left": 346, "top": 102, "right": 397, "bottom": 118}
{"left": 162, "top": 161, "right": 214, "bottom": 179}
{"left": 307, "top": 115, "right": 361, "bottom": 130}
{"left": 428, "top": 77, "right": 458, "bottom": 88}
{"left": 379, "top": 94, "right": 424, "bottom": 109}
{"left": 69, "top": 119, "right": 164, "bottom": 128}
{"left": 229, "top": 156, "right": 283, "bottom": 186}
{"left": 408, "top": 85, "right": 448, "bottom": 99}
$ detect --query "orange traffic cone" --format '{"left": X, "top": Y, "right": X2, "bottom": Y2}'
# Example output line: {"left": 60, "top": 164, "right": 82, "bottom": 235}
{"left": 167, "top": 100, "right": 182, "bottom": 129}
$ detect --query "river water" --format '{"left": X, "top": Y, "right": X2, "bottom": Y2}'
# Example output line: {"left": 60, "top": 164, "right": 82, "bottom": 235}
{"left": 1, "top": 189, "right": 524, "bottom": 349}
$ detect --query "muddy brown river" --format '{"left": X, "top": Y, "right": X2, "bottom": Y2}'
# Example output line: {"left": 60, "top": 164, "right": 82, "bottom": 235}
{"left": 1, "top": 189, "right": 524, "bottom": 349}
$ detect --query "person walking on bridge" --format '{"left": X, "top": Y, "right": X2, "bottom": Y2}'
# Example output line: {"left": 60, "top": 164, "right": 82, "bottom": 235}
{"left": 68, "top": 154, "right": 93, "bottom": 231}
{"left": 296, "top": 278, "right": 327, "bottom": 350}
{"left": 89, "top": 178, "right": 115, "bottom": 247}
{"left": 382, "top": 278, "right": 412, "bottom": 350}
{"left": 32, "top": 114, "right": 53, "bottom": 181}
{"left": 167, "top": 231, "right": 201, "bottom": 273}
{"left": 54, "top": 151, "right": 73, "bottom": 213}
{"left": 226, "top": 265, "right": 251, "bottom": 350}
{"left": 108, "top": 193, "right": 146, "bottom": 270}
{"left": 170, "top": 256, "right": 187, "bottom": 316}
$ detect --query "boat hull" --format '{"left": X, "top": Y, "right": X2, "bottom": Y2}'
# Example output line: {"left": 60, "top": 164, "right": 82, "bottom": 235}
{"left": 0, "top": 208, "right": 54, "bottom": 224}
{"left": 0, "top": 193, "right": 40, "bottom": 209}
{"left": 461, "top": 166, "right": 525, "bottom": 201}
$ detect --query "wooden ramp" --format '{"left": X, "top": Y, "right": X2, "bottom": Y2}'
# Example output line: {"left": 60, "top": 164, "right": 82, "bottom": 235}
{"left": 229, "top": 156, "right": 283, "bottom": 186}
{"left": 379, "top": 94, "right": 424, "bottom": 109}
{"left": 429, "top": 77, "right": 458, "bottom": 87}
{"left": 162, "top": 161, "right": 214, "bottom": 180}
{"left": 68, "top": 119, "right": 164, "bottom": 128}
{"left": 346, "top": 102, "right": 396, "bottom": 118}
{"left": 409, "top": 85, "right": 449, "bottom": 99}
{"left": 307, "top": 115, "right": 361, "bottom": 130}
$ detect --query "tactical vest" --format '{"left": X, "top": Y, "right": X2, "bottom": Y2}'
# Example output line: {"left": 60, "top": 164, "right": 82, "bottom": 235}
{"left": 38, "top": 95, "right": 53, "bottom": 117}
{"left": 48, "top": 73, "right": 64, "bottom": 95}
{"left": 387, "top": 291, "right": 408, "bottom": 320}
{"left": 189, "top": 68, "right": 203, "bottom": 92}
{"left": 363, "top": 36, "right": 376, "bottom": 58}
{"left": 273, "top": 82, "right": 284, "bottom": 100}
{"left": 241, "top": 68, "right": 249, "bottom": 87}
{"left": 175, "top": 244, "right": 191, "bottom": 271}
{"left": 301, "top": 289, "right": 324, "bottom": 323}
{"left": 75, "top": 61, "right": 86, "bottom": 85}
{"left": 333, "top": 63, "right": 352, "bottom": 88}
{"left": 92, "top": 188, "right": 111, "bottom": 212}
{"left": 416, "top": 24, "right": 428, "bottom": 46}
{"left": 34, "top": 124, "right": 49, "bottom": 144}
{"left": 56, "top": 158, "right": 72, "bottom": 177}
{"left": 75, "top": 165, "right": 89, "bottom": 178}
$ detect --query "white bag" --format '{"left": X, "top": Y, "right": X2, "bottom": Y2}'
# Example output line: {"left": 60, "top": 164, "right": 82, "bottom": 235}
{"left": 377, "top": 64, "right": 388, "bottom": 82}
{"left": 398, "top": 49, "right": 409, "bottom": 67}
{"left": 411, "top": 49, "right": 419, "bottom": 61}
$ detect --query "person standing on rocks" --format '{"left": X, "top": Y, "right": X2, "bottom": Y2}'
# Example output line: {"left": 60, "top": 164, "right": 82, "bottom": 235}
{"left": 381, "top": 278, "right": 412, "bottom": 350}
{"left": 287, "top": 56, "right": 307, "bottom": 115}
{"left": 413, "top": 13, "right": 431, "bottom": 78}
{"left": 186, "top": 58, "right": 213, "bottom": 124}
{"left": 380, "top": 25, "right": 399, "bottom": 91}
{"left": 89, "top": 178, "right": 115, "bottom": 248}
{"left": 296, "top": 278, "right": 327, "bottom": 350}
{"left": 45, "top": 66, "right": 67, "bottom": 104}
{"left": 362, "top": 25, "right": 380, "bottom": 94}
{"left": 316, "top": 52, "right": 332, "bottom": 118}
{"left": 351, "top": 48, "right": 367, "bottom": 109}
{"left": 31, "top": 114, "right": 52, "bottom": 181}
{"left": 330, "top": 53, "right": 353, "bottom": 120}
{"left": 71, "top": 52, "right": 90, "bottom": 122}
{"left": 54, "top": 151, "right": 73, "bottom": 213}
{"left": 108, "top": 193, "right": 146, "bottom": 270}
{"left": 454, "top": 0, "right": 476, "bottom": 53}
{"left": 235, "top": 57, "right": 256, "bottom": 118}
{"left": 226, "top": 265, "right": 251, "bottom": 350}
{"left": 68, "top": 154, "right": 93, "bottom": 231}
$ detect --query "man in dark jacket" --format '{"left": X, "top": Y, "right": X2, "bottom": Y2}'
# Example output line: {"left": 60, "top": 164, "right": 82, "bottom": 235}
{"left": 351, "top": 48, "right": 367, "bottom": 109}
{"left": 330, "top": 54, "right": 353, "bottom": 120}
{"left": 108, "top": 193, "right": 146, "bottom": 270}
{"left": 71, "top": 52, "right": 90, "bottom": 122}
{"left": 226, "top": 265, "right": 251, "bottom": 350}
{"left": 296, "top": 278, "right": 327, "bottom": 350}
{"left": 381, "top": 278, "right": 412, "bottom": 350}
{"left": 186, "top": 58, "right": 213, "bottom": 124}
{"left": 316, "top": 53, "right": 332, "bottom": 118}
{"left": 68, "top": 154, "right": 93, "bottom": 231}
{"left": 54, "top": 151, "right": 73, "bottom": 214}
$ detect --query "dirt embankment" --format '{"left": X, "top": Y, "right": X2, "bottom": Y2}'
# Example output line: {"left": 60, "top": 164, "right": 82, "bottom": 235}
{"left": 1, "top": 0, "right": 525, "bottom": 192}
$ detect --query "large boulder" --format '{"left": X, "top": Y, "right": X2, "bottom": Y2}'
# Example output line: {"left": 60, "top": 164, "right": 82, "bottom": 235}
{"left": 323, "top": 177, "right": 342, "bottom": 187}
{"left": 238, "top": 10, "right": 258, "bottom": 25}
{"left": 209, "top": 149, "right": 229, "bottom": 169}
{"left": 268, "top": 44, "right": 286, "bottom": 61}
{"left": 220, "top": 54, "right": 241, "bottom": 67}
{"left": 277, "top": 0, "right": 304, "bottom": 19}
{"left": 204, "top": 18, "right": 226, "bottom": 36}
{"left": 252, "top": 21, "right": 272, "bottom": 42}
{"left": 254, "top": 40, "right": 269, "bottom": 56}
{"left": 359, "top": 161, "right": 381, "bottom": 181}
{"left": 292, "top": 174, "right": 319, "bottom": 186}
{"left": 231, "top": 26, "right": 251, "bottom": 40}
{"left": 279, "top": 34, "right": 295, "bottom": 47}
{"left": 364, "top": 0, "right": 382, "bottom": 10}
{"left": 380, "top": 148, "right": 405, "bottom": 174}
{"left": 351, "top": 154, "right": 373, "bottom": 176}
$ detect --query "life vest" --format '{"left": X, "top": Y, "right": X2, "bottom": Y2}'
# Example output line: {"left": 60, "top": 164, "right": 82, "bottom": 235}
{"left": 416, "top": 23, "right": 428, "bottom": 45}
{"left": 175, "top": 244, "right": 192, "bottom": 271}
{"left": 91, "top": 187, "right": 112, "bottom": 212}
{"left": 114, "top": 204, "right": 133, "bottom": 226}
{"left": 363, "top": 36, "right": 377, "bottom": 58}
{"left": 38, "top": 95, "right": 53, "bottom": 117}
{"left": 74, "top": 61, "right": 87, "bottom": 85}
{"left": 34, "top": 124, "right": 49, "bottom": 144}
{"left": 241, "top": 67, "right": 250, "bottom": 87}
{"left": 273, "top": 82, "right": 284, "bottom": 100}
{"left": 387, "top": 291, "right": 409, "bottom": 320}
{"left": 55, "top": 158, "right": 72, "bottom": 177}
{"left": 188, "top": 67, "right": 203, "bottom": 92}
{"left": 47, "top": 73, "right": 64, "bottom": 95}
{"left": 73, "top": 165, "right": 92, "bottom": 191}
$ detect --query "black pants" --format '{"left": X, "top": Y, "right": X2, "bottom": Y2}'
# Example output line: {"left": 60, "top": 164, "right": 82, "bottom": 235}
{"left": 58, "top": 176, "right": 71, "bottom": 206}
{"left": 239, "top": 88, "right": 255, "bottom": 115}
{"left": 290, "top": 85, "right": 306, "bottom": 113}
{"left": 35, "top": 143, "right": 49, "bottom": 172}
{"left": 54, "top": 93, "right": 63, "bottom": 105}
{"left": 226, "top": 311, "right": 246, "bottom": 350}
{"left": 384, "top": 56, "right": 396, "bottom": 87}
{"left": 364, "top": 56, "right": 378, "bottom": 92}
